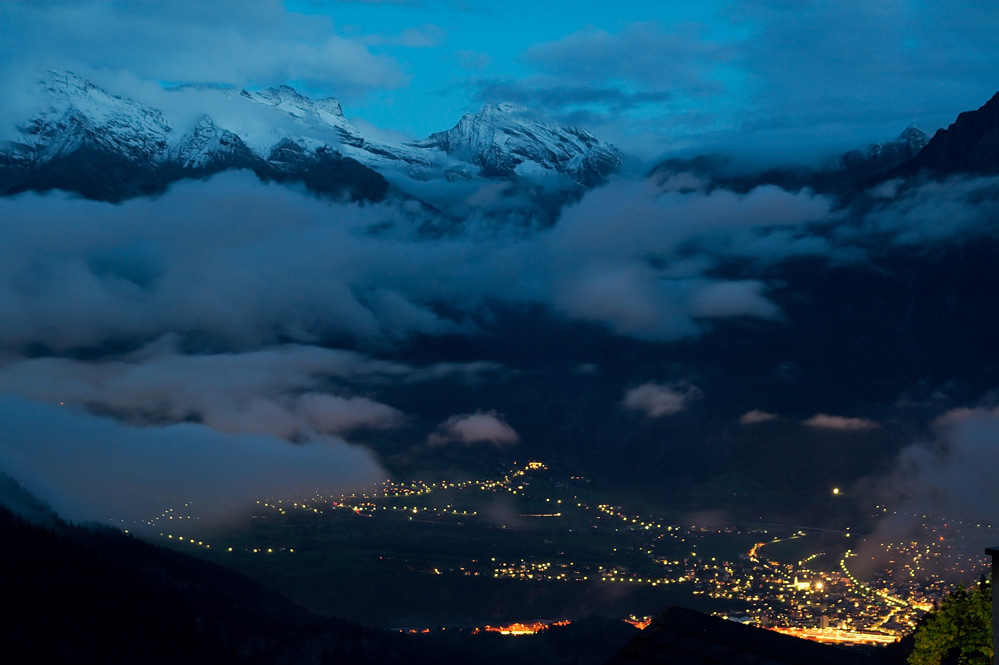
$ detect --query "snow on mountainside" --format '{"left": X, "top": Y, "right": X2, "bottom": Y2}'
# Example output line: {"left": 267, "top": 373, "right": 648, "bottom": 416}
{"left": 17, "top": 70, "right": 172, "bottom": 165}
{"left": 832, "top": 124, "right": 929, "bottom": 177}
{"left": 0, "top": 71, "right": 622, "bottom": 202}
{"left": 167, "top": 115, "right": 262, "bottom": 170}
{"left": 410, "top": 103, "right": 622, "bottom": 187}
{"left": 195, "top": 91, "right": 620, "bottom": 184}
{"left": 232, "top": 84, "right": 444, "bottom": 178}
{"left": 0, "top": 71, "right": 390, "bottom": 201}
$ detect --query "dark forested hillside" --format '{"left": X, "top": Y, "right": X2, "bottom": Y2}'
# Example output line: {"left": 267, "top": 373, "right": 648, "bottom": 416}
{"left": 1, "top": 499, "right": 636, "bottom": 664}
{"left": 1, "top": 503, "right": 450, "bottom": 663}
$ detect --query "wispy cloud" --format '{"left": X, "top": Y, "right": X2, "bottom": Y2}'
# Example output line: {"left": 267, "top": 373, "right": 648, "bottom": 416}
{"left": 0, "top": 0, "right": 407, "bottom": 103}
{"left": 738, "top": 409, "right": 778, "bottom": 425}
{"left": 0, "top": 336, "right": 508, "bottom": 441}
{"left": 802, "top": 414, "right": 879, "bottom": 431}
{"left": 623, "top": 382, "right": 701, "bottom": 418}
{"left": 428, "top": 410, "right": 519, "bottom": 446}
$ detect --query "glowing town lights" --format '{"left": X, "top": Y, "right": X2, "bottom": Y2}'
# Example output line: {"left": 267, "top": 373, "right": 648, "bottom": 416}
{"left": 141, "top": 462, "right": 988, "bottom": 641}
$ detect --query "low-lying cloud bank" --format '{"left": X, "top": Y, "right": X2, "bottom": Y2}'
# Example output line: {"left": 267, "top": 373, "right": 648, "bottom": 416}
{"left": 872, "top": 407, "right": 999, "bottom": 526}
{"left": 4, "top": 171, "right": 993, "bottom": 357}
{"left": 4, "top": 170, "right": 994, "bottom": 356}
{"left": 855, "top": 405, "right": 999, "bottom": 578}
{"left": 0, "top": 336, "right": 505, "bottom": 525}
{"left": 0, "top": 336, "right": 503, "bottom": 441}
{"left": 0, "top": 172, "right": 836, "bottom": 354}
{"left": 3, "top": 167, "right": 999, "bottom": 526}
{"left": 0, "top": 396, "right": 385, "bottom": 527}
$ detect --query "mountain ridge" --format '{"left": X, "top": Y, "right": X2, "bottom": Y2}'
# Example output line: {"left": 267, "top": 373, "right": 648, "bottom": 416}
{"left": 3, "top": 72, "right": 997, "bottom": 205}
{"left": 885, "top": 91, "right": 999, "bottom": 179}
{"left": 0, "top": 71, "right": 623, "bottom": 202}
{"left": 410, "top": 103, "right": 622, "bottom": 186}
{"left": 648, "top": 124, "right": 931, "bottom": 196}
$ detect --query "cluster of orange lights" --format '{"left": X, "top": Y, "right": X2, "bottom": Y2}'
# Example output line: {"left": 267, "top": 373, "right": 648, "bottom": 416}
{"left": 624, "top": 617, "right": 652, "bottom": 630}
{"left": 403, "top": 620, "right": 573, "bottom": 636}
{"left": 404, "top": 617, "right": 650, "bottom": 636}
{"left": 474, "top": 620, "right": 571, "bottom": 635}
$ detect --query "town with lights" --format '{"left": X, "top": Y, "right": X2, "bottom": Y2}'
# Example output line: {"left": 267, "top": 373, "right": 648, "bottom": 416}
{"left": 145, "top": 461, "right": 995, "bottom": 646}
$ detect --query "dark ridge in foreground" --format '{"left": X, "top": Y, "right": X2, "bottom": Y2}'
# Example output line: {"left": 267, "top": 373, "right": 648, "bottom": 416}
{"left": 1, "top": 498, "right": 636, "bottom": 664}
{"left": 605, "top": 606, "right": 892, "bottom": 665}
{"left": 0, "top": 504, "right": 439, "bottom": 664}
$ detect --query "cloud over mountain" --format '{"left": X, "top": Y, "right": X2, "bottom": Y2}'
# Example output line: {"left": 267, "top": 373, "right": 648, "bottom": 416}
{"left": 0, "top": 1, "right": 406, "bottom": 104}
{"left": 0, "top": 168, "right": 841, "bottom": 355}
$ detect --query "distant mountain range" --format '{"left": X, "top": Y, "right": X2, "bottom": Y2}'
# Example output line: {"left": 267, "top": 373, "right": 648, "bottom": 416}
{"left": 0, "top": 71, "right": 622, "bottom": 202}
{"left": 649, "top": 90, "right": 999, "bottom": 197}
{"left": 2, "top": 71, "right": 998, "bottom": 205}
{"left": 649, "top": 125, "right": 932, "bottom": 196}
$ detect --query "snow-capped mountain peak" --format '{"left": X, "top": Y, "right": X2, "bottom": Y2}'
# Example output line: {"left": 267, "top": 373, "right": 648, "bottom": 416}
{"left": 41, "top": 69, "right": 95, "bottom": 96}
{"left": 478, "top": 102, "right": 529, "bottom": 117}
{"left": 168, "top": 115, "right": 260, "bottom": 170}
{"left": 232, "top": 83, "right": 445, "bottom": 175}
{"left": 23, "top": 70, "right": 172, "bottom": 163}
{"left": 833, "top": 125, "right": 929, "bottom": 177}
{"left": 869, "top": 124, "right": 929, "bottom": 158}
{"left": 240, "top": 84, "right": 349, "bottom": 133}
{"left": 894, "top": 124, "right": 930, "bottom": 152}
{"left": 410, "top": 102, "right": 622, "bottom": 186}
{"left": 0, "top": 71, "right": 623, "bottom": 201}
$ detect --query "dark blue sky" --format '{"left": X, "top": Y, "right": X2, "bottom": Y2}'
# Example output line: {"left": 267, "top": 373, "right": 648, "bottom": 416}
{"left": 4, "top": 0, "right": 999, "bottom": 159}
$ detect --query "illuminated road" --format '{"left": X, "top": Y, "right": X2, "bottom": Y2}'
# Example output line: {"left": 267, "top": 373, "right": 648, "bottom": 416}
{"left": 770, "top": 627, "right": 897, "bottom": 645}
{"left": 749, "top": 532, "right": 805, "bottom": 562}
